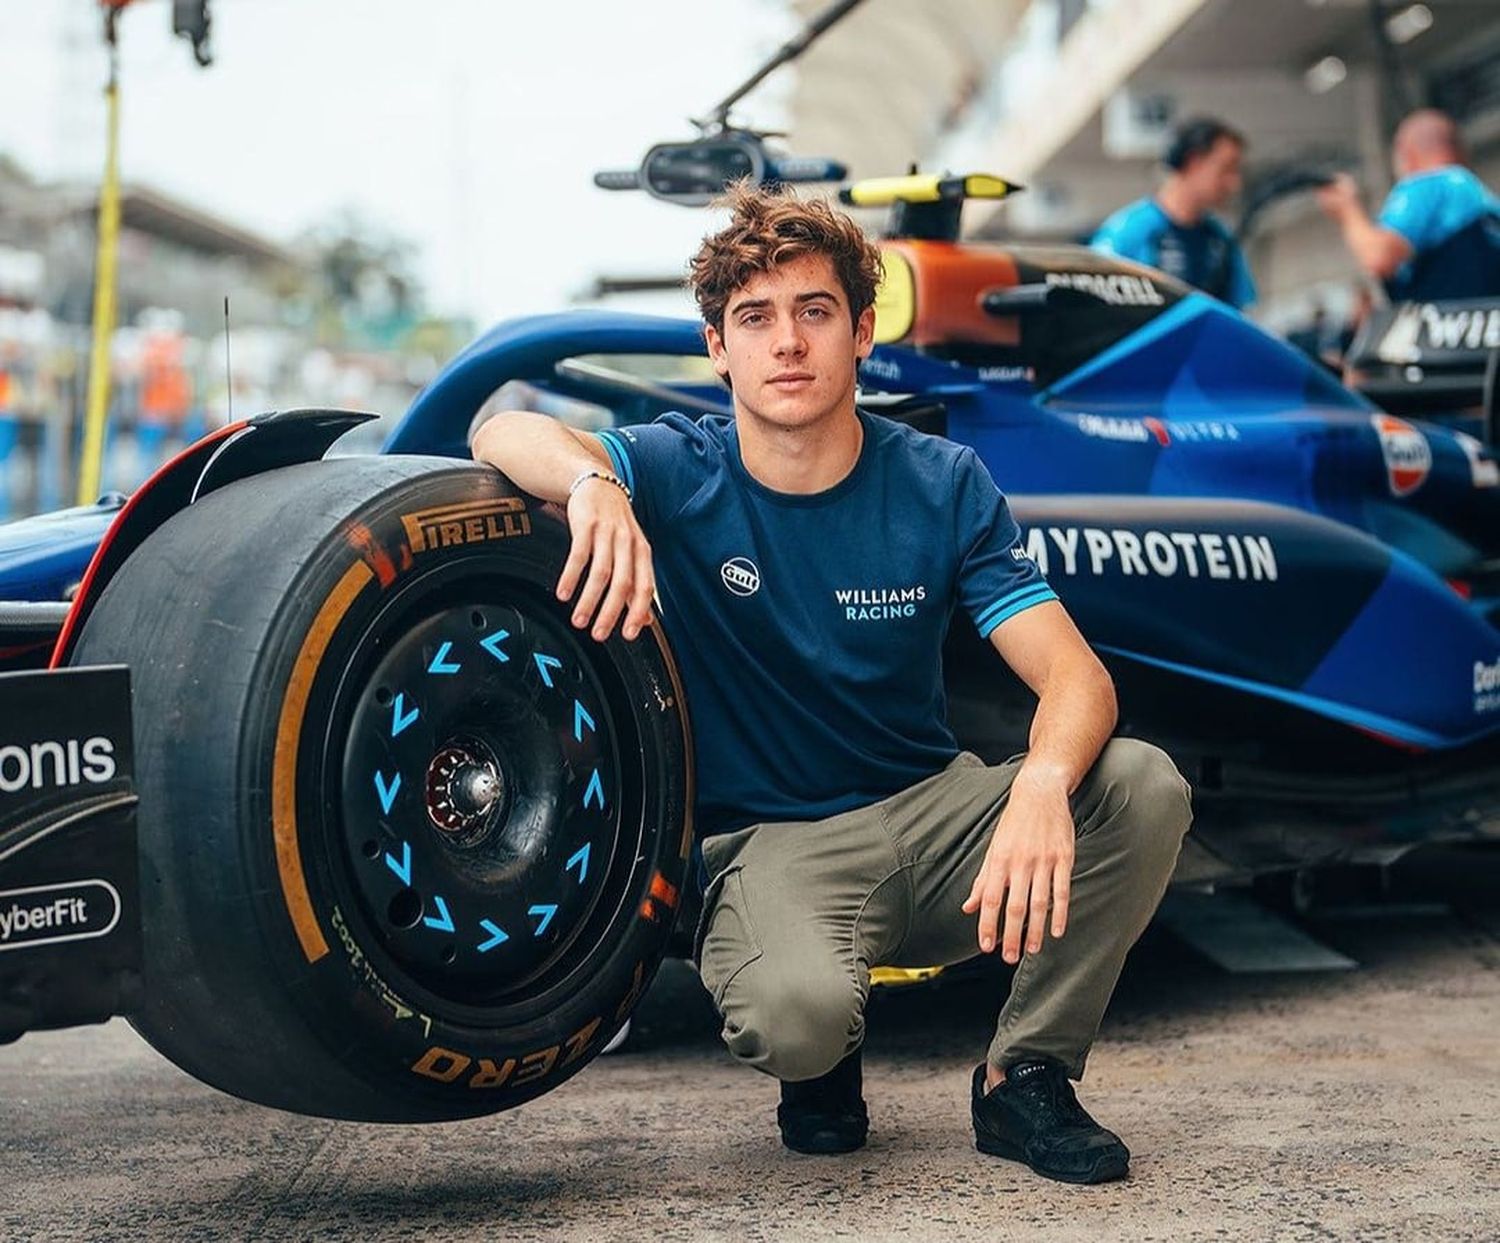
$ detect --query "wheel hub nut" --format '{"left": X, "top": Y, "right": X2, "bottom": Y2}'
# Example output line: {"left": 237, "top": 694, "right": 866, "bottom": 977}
{"left": 426, "top": 743, "right": 502, "bottom": 835}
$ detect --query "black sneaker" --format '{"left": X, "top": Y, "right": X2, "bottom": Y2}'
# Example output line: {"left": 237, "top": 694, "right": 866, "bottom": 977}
{"left": 778, "top": 1048, "right": 868, "bottom": 1154}
{"left": 971, "top": 1059, "right": 1129, "bottom": 1184}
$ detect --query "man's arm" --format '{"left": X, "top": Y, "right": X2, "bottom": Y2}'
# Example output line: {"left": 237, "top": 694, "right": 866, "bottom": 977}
{"left": 1225, "top": 238, "right": 1258, "bottom": 311}
{"left": 1317, "top": 174, "right": 1413, "bottom": 281}
{"left": 960, "top": 601, "right": 1117, "bottom": 964}
{"left": 471, "top": 411, "right": 655, "bottom": 642}
{"left": 1090, "top": 209, "right": 1156, "bottom": 269}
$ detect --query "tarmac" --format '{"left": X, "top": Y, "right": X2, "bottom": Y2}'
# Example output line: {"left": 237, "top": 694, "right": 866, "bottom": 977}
{"left": 2, "top": 844, "right": 1497, "bottom": 1242}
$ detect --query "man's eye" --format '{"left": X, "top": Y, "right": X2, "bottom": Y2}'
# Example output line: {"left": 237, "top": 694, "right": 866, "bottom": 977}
{"left": 741, "top": 312, "right": 766, "bottom": 326}
{"left": 803, "top": 305, "right": 829, "bottom": 319}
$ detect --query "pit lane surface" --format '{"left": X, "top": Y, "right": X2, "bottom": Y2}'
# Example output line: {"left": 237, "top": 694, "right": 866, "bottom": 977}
{"left": 3, "top": 845, "right": 1497, "bottom": 1242}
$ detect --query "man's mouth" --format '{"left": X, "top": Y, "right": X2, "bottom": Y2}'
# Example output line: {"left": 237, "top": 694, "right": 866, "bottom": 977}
{"left": 768, "top": 372, "right": 815, "bottom": 388}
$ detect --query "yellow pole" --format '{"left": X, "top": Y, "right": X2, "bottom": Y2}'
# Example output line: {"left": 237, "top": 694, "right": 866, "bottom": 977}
{"left": 77, "top": 40, "right": 122, "bottom": 506}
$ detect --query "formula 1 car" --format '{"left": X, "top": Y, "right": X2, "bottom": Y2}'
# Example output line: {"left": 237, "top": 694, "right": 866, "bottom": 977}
{"left": 3, "top": 136, "right": 1498, "bottom": 1123}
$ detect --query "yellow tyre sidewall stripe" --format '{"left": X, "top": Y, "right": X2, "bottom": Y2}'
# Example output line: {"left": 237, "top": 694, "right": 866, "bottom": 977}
{"left": 272, "top": 559, "right": 374, "bottom": 963}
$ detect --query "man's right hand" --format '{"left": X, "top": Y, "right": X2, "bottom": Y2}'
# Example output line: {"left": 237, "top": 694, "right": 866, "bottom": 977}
{"left": 556, "top": 477, "right": 657, "bottom": 642}
{"left": 1315, "top": 172, "right": 1362, "bottom": 221}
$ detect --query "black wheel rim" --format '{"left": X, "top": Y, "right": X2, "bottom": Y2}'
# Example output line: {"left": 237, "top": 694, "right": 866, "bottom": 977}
{"left": 335, "top": 580, "right": 627, "bottom": 1009}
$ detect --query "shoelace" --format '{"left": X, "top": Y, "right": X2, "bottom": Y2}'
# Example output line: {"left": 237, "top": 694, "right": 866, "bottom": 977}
{"left": 1009, "top": 1066, "right": 1094, "bottom": 1130}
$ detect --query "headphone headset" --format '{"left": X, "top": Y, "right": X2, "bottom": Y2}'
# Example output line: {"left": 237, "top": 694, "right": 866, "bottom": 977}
{"left": 1165, "top": 118, "right": 1236, "bottom": 172}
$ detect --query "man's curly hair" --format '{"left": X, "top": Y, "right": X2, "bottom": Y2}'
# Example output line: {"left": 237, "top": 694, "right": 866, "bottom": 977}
{"left": 688, "top": 182, "right": 884, "bottom": 336}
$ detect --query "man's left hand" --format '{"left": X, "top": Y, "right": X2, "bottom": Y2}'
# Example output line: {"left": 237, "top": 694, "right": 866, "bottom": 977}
{"left": 961, "top": 769, "right": 1075, "bottom": 963}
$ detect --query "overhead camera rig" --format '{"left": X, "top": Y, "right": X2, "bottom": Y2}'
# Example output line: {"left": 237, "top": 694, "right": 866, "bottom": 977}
{"left": 99, "top": 0, "right": 212, "bottom": 66}
{"left": 77, "top": 2, "right": 214, "bottom": 506}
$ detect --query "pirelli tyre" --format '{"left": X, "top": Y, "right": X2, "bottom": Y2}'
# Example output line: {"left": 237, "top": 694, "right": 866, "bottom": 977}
{"left": 70, "top": 455, "right": 692, "bottom": 1122}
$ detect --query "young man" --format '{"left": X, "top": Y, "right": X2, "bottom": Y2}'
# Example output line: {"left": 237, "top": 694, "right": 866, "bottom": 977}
{"left": 1092, "top": 116, "right": 1257, "bottom": 309}
{"left": 1317, "top": 108, "right": 1500, "bottom": 302}
{"left": 472, "top": 186, "right": 1192, "bottom": 1184}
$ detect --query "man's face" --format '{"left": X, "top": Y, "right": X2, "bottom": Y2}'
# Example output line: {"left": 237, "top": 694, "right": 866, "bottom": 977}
{"left": 703, "top": 252, "right": 875, "bottom": 432}
{"left": 1186, "top": 136, "right": 1244, "bottom": 209}
{"left": 1392, "top": 136, "right": 1417, "bottom": 180}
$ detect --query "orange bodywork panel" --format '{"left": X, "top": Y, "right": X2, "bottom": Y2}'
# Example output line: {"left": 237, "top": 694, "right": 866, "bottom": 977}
{"left": 876, "top": 241, "right": 1021, "bottom": 349}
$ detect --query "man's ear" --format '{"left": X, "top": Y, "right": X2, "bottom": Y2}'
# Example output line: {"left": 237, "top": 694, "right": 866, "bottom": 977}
{"left": 854, "top": 304, "right": 876, "bottom": 361}
{"left": 704, "top": 323, "right": 731, "bottom": 382}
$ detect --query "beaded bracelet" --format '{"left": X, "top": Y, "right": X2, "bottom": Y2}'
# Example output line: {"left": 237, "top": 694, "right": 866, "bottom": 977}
{"left": 568, "top": 468, "right": 632, "bottom": 503}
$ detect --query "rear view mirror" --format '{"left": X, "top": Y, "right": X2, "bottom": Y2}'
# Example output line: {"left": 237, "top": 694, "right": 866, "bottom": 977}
{"left": 641, "top": 137, "right": 765, "bottom": 206}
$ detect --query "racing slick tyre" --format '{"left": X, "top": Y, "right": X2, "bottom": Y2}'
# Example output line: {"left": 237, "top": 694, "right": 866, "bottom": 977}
{"left": 70, "top": 456, "right": 692, "bottom": 1121}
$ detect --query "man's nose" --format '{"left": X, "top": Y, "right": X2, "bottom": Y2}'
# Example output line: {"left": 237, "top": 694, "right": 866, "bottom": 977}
{"left": 773, "top": 318, "right": 807, "bottom": 357}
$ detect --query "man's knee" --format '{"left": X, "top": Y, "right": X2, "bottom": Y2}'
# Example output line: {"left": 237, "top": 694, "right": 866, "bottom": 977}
{"left": 719, "top": 965, "right": 863, "bottom": 1082}
{"left": 1092, "top": 737, "right": 1193, "bottom": 853}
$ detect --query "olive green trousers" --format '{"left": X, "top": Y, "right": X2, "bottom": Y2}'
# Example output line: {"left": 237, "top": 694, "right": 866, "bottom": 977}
{"left": 695, "top": 738, "right": 1193, "bottom": 1082}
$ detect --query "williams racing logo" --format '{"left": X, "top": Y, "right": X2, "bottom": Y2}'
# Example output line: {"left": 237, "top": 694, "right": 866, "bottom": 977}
{"left": 835, "top": 585, "right": 928, "bottom": 621}
{"left": 402, "top": 498, "right": 531, "bottom": 554}
{"left": 1376, "top": 302, "right": 1500, "bottom": 362}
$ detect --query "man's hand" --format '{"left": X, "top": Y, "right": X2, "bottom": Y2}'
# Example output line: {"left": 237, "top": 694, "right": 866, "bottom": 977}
{"left": 555, "top": 478, "right": 656, "bottom": 642}
{"left": 469, "top": 413, "right": 655, "bottom": 640}
{"left": 1313, "top": 172, "right": 1412, "bottom": 279}
{"left": 961, "top": 767, "right": 1076, "bottom": 963}
{"left": 1316, "top": 172, "right": 1363, "bottom": 222}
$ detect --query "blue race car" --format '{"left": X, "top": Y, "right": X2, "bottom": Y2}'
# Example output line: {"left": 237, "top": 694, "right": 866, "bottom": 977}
{"left": 1, "top": 164, "right": 1496, "bottom": 1124}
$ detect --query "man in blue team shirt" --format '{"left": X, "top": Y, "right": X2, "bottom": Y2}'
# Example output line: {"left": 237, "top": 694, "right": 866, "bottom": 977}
{"left": 1317, "top": 108, "right": 1500, "bottom": 302}
{"left": 1091, "top": 116, "right": 1257, "bottom": 309}
{"left": 473, "top": 186, "right": 1191, "bottom": 1183}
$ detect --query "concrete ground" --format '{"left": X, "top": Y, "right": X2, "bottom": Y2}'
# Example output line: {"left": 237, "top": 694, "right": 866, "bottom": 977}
{"left": 2, "top": 844, "right": 1497, "bottom": 1243}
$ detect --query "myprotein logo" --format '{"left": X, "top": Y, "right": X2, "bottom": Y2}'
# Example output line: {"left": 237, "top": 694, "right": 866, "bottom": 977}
{"left": 1476, "top": 656, "right": 1500, "bottom": 715}
{"left": 401, "top": 498, "right": 531, "bottom": 554}
{"left": 1371, "top": 414, "right": 1431, "bottom": 497}
{"left": 0, "top": 880, "right": 121, "bottom": 952}
{"left": 0, "top": 736, "right": 116, "bottom": 794}
{"left": 720, "top": 557, "right": 760, "bottom": 597}
{"left": 1023, "top": 526, "right": 1278, "bottom": 581}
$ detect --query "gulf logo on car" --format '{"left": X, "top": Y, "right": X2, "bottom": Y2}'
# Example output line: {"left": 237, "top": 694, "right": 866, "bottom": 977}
{"left": 1370, "top": 414, "right": 1431, "bottom": 497}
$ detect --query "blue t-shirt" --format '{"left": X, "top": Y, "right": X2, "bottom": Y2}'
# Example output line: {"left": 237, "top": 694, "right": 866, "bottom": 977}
{"left": 1378, "top": 165, "right": 1500, "bottom": 300}
{"left": 597, "top": 411, "right": 1056, "bottom": 836}
{"left": 1091, "top": 198, "right": 1257, "bottom": 309}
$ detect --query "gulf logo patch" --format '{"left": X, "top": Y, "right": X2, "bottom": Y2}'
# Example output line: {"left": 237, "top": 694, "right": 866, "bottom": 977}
{"left": 1371, "top": 414, "right": 1431, "bottom": 497}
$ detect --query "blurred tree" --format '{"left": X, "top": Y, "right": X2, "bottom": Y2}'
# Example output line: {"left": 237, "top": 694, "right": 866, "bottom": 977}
{"left": 293, "top": 211, "right": 424, "bottom": 351}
